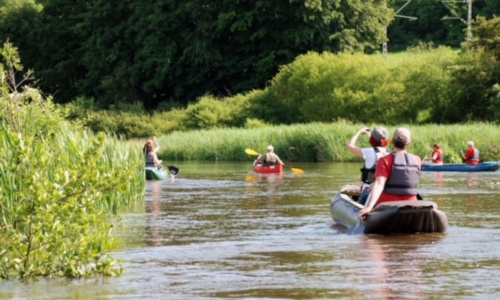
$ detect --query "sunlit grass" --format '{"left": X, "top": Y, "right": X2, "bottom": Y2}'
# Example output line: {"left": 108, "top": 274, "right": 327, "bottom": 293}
{"left": 153, "top": 122, "right": 500, "bottom": 163}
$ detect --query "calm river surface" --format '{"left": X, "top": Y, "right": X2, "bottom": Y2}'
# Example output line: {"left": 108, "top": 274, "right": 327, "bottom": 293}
{"left": 2, "top": 162, "right": 500, "bottom": 299}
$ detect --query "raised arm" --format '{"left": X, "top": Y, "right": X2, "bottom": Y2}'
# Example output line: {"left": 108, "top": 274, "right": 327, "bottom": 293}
{"left": 347, "top": 128, "right": 370, "bottom": 158}
{"left": 153, "top": 152, "right": 162, "bottom": 165}
{"left": 153, "top": 136, "right": 161, "bottom": 152}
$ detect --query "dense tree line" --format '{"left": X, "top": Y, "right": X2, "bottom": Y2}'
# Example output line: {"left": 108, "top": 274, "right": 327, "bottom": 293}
{"left": 0, "top": 0, "right": 391, "bottom": 109}
{"left": 0, "top": 0, "right": 499, "bottom": 125}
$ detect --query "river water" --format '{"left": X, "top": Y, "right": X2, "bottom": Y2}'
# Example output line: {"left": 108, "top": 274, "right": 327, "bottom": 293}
{"left": 2, "top": 162, "right": 500, "bottom": 299}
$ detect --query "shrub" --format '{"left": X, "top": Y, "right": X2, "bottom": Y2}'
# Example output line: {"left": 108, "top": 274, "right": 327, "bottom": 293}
{"left": 0, "top": 41, "right": 144, "bottom": 279}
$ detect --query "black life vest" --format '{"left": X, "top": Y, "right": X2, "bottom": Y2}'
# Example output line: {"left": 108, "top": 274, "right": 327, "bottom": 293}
{"left": 383, "top": 152, "right": 420, "bottom": 195}
{"left": 360, "top": 147, "right": 388, "bottom": 184}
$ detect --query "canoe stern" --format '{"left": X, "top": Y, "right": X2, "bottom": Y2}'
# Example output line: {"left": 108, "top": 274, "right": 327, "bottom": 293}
{"left": 330, "top": 185, "right": 449, "bottom": 234}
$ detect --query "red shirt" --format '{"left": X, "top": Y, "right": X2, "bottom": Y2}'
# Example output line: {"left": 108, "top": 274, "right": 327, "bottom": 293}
{"left": 375, "top": 154, "right": 420, "bottom": 204}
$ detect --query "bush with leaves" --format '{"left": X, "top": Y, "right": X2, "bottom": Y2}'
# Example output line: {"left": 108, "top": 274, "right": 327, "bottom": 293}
{"left": 0, "top": 42, "right": 144, "bottom": 279}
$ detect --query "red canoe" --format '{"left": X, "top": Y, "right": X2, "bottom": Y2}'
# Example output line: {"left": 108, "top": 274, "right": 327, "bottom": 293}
{"left": 253, "top": 163, "right": 283, "bottom": 174}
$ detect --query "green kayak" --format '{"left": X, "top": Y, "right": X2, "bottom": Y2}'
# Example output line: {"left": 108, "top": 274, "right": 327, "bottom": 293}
{"left": 145, "top": 166, "right": 167, "bottom": 180}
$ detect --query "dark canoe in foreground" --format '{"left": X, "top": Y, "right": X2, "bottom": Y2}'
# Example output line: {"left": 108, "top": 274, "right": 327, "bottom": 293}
{"left": 330, "top": 184, "right": 448, "bottom": 235}
{"left": 254, "top": 163, "right": 283, "bottom": 174}
{"left": 145, "top": 166, "right": 167, "bottom": 180}
{"left": 421, "top": 161, "right": 499, "bottom": 172}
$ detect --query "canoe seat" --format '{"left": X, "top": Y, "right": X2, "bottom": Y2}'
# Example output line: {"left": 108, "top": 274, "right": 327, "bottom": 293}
{"left": 340, "top": 184, "right": 362, "bottom": 197}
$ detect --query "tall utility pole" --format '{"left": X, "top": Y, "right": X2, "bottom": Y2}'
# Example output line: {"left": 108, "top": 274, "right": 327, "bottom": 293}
{"left": 466, "top": 0, "right": 472, "bottom": 46}
{"left": 383, "top": 0, "right": 417, "bottom": 58}
{"left": 441, "top": 0, "right": 472, "bottom": 46}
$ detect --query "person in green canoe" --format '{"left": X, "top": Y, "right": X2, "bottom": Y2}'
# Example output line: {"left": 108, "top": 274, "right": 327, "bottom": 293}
{"left": 144, "top": 136, "right": 163, "bottom": 168}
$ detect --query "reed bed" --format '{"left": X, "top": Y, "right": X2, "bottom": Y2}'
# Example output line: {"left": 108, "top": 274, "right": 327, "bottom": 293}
{"left": 0, "top": 43, "right": 146, "bottom": 278}
{"left": 0, "top": 121, "right": 146, "bottom": 278}
{"left": 155, "top": 122, "right": 500, "bottom": 163}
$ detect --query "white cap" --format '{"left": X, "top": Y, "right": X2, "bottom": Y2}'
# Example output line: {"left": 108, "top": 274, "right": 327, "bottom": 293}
{"left": 393, "top": 127, "right": 411, "bottom": 145}
{"left": 267, "top": 145, "right": 274, "bottom": 151}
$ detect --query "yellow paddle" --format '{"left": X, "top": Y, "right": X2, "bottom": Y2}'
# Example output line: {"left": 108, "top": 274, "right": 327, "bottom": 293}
{"left": 291, "top": 168, "right": 305, "bottom": 174}
{"left": 245, "top": 148, "right": 305, "bottom": 174}
{"left": 245, "top": 148, "right": 260, "bottom": 156}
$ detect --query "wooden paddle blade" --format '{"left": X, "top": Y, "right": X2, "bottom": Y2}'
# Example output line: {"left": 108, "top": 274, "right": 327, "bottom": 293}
{"left": 167, "top": 166, "right": 179, "bottom": 176}
{"left": 245, "top": 149, "right": 260, "bottom": 156}
{"left": 291, "top": 168, "right": 304, "bottom": 174}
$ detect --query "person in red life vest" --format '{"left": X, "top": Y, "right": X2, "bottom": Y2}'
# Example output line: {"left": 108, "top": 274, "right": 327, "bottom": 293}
{"left": 359, "top": 127, "right": 422, "bottom": 221}
{"left": 424, "top": 143, "right": 444, "bottom": 165}
{"left": 460, "top": 141, "right": 480, "bottom": 165}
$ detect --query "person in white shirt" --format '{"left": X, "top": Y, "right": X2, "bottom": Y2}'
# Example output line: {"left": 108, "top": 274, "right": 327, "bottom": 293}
{"left": 347, "top": 127, "right": 390, "bottom": 205}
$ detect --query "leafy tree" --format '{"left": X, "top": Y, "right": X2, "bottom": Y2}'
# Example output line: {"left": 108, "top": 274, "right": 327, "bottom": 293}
{"left": 171, "top": 0, "right": 392, "bottom": 107}
{"left": 387, "top": 0, "right": 464, "bottom": 51}
{"left": 470, "top": 16, "right": 500, "bottom": 59}
{"left": 1, "top": 0, "right": 393, "bottom": 109}
{"left": 26, "top": 0, "right": 89, "bottom": 103}
{"left": 446, "top": 16, "right": 500, "bottom": 122}
{"left": 77, "top": 0, "right": 179, "bottom": 108}
{"left": 474, "top": 0, "right": 500, "bottom": 19}
{"left": 0, "top": 0, "right": 42, "bottom": 80}
{"left": 0, "top": 41, "right": 144, "bottom": 279}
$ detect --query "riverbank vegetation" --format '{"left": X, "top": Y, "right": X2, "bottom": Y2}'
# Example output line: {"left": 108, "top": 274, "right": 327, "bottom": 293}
{"left": 1, "top": 2, "right": 500, "bottom": 139}
{"left": 150, "top": 122, "right": 500, "bottom": 164}
{"left": 0, "top": 42, "right": 145, "bottom": 279}
{"left": 1, "top": 1, "right": 498, "bottom": 110}
{"left": 70, "top": 38, "right": 500, "bottom": 139}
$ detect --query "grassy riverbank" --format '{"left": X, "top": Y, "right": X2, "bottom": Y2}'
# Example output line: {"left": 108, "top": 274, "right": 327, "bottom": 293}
{"left": 149, "top": 122, "right": 500, "bottom": 163}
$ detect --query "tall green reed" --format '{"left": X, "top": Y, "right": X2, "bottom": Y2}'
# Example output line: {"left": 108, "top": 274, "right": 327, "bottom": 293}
{"left": 0, "top": 41, "right": 145, "bottom": 279}
{"left": 156, "top": 123, "right": 500, "bottom": 163}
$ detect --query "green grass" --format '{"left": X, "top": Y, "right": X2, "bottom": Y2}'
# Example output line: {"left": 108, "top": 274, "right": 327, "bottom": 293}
{"left": 150, "top": 122, "right": 500, "bottom": 163}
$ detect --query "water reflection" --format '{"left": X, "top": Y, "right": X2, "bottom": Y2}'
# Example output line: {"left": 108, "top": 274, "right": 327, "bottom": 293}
{"left": 145, "top": 180, "right": 163, "bottom": 246}
{"left": 432, "top": 172, "right": 446, "bottom": 206}
{"left": 244, "top": 173, "right": 285, "bottom": 207}
{"left": 466, "top": 173, "right": 480, "bottom": 211}
{"left": 360, "top": 234, "right": 446, "bottom": 298}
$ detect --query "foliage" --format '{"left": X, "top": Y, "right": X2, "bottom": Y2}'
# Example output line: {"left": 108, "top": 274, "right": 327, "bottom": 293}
{"left": 66, "top": 90, "right": 266, "bottom": 138}
{"left": 261, "top": 48, "right": 456, "bottom": 125}
{"left": 244, "top": 118, "right": 271, "bottom": 129}
{"left": 0, "top": 0, "right": 42, "bottom": 74}
{"left": 68, "top": 46, "right": 500, "bottom": 138}
{"left": 1, "top": 0, "right": 500, "bottom": 111}
{"left": 179, "top": 94, "right": 254, "bottom": 130}
{"left": 445, "top": 17, "right": 500, "bottom": 123}
{"left": 155, "top": 122, "right": 500, "bottom": 163}
{"left": 64, "top": 101, "right": 183, "bottom": 138}
{"left": 386, "top": 0, "right": 464, "bottom": 51}
{"left": 0, "top": 41, "right": 145, "bottom": 279}
{"left": 1, "top": 0, "right": 392, "bottom": 109}
{"left": 386, "top": 0, "right": 500, "bottom": 52}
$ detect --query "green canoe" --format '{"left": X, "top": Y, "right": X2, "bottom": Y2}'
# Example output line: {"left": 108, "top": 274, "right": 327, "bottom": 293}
{"left": 145, "top": 166, "right": 167, "bottom": 180}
